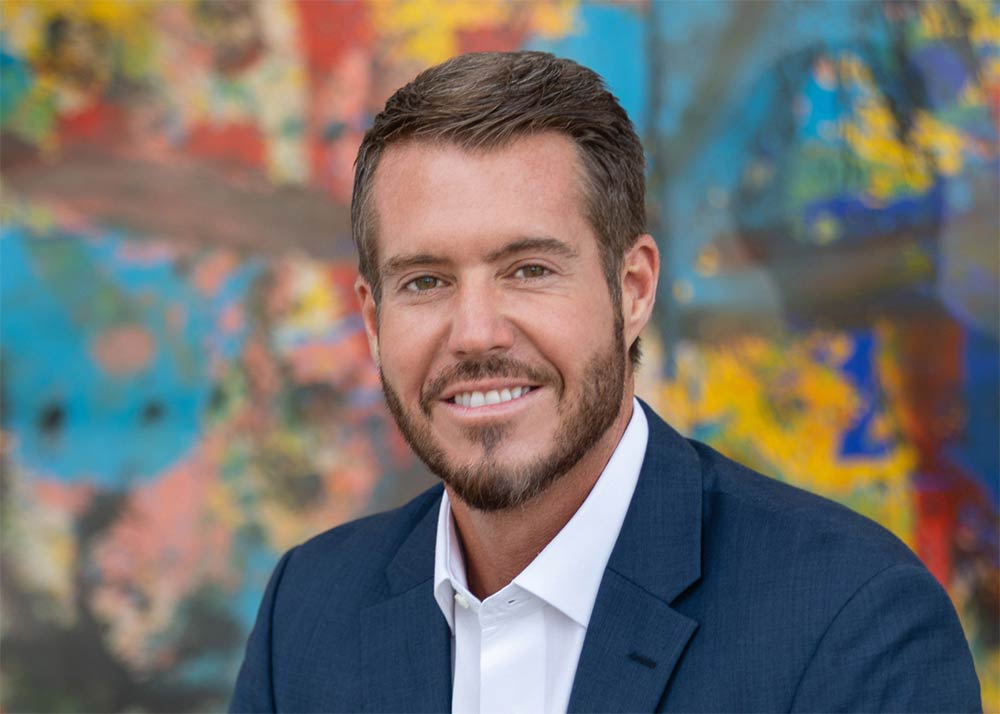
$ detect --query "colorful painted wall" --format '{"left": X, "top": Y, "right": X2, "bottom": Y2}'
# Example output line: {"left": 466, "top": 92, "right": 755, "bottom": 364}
{"left": 1, "top": 1, "right": 997, "bottom": 711}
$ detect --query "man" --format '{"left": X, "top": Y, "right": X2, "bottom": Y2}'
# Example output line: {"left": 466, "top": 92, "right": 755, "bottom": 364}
{"left": 231, "top": 51, "right": 980, "bottom": 713}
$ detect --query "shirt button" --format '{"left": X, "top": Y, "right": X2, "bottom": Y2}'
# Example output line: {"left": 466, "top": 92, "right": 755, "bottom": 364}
{"left": 454, "top": 592, "right": 470, "bottom": 609}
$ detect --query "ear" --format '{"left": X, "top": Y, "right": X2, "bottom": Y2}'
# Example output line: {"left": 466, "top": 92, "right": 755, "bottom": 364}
{"left": 621, "top": 234, "right": 659, "bottom": 352}
{"left": 354, "top": 275, "right": 380, "bottom": 368}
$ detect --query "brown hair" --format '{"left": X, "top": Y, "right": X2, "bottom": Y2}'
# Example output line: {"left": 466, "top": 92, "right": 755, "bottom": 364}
{"left": 352, "top": 50, "right": 646, "bottom": 365}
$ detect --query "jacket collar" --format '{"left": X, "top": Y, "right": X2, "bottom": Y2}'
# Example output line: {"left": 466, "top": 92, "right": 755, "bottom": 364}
{"left": 605, "top": 399, "right": 703, "bottom": 603}
{"left": 385, "top": 486, "right": 441, "bottom": 594}
{"left": 566, "top": 399, "right": 702, "bottom": 712}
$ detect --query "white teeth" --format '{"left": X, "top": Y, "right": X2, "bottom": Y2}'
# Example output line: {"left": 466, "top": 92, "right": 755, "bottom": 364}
{"left": 452, "top": 387, "right": 533, "bottom": 408}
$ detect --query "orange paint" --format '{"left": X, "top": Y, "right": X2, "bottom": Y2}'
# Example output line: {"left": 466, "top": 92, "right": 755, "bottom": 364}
{"left": 34, "top": 480, "right": 94, "bottom": 516}
{"left": 90, "top": 323, "right": 156, "bottom": 376}
{"left": 191, "top": 251, "right": 237, "bottom": 297}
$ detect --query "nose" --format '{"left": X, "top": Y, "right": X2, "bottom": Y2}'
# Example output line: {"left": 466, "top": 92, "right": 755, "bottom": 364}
{"left": 446, "top": 279, "right": 515, "bottom": 357}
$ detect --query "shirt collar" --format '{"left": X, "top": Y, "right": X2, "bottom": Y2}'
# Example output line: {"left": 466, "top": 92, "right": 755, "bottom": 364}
{"left": 433, "top": 397, "right": 649, "bottom": 631}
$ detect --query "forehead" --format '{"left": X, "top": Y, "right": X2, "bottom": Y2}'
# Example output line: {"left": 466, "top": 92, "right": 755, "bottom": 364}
{"left": 370, "top": 134, "right": 594, "bottom": 263}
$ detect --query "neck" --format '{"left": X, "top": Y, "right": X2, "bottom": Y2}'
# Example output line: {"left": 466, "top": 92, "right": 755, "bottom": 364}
{"left": 447, "top": 390, "right": 635, "bottom": 600}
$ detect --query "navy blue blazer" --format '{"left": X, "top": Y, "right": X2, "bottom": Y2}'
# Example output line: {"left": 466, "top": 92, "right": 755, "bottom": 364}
{"left": 231, "top": 402, "right": 981, "bottom": 712}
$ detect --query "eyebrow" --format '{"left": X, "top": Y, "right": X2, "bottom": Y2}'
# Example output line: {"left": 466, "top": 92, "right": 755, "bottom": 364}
{"left": 381, "top": 253, "right": 447, "bottom": 280}
{"left": 485, "top": 237, "right": 579, "bottom": 263}
{"left": 381, "top": 237, "right": 579, "bottom": 280}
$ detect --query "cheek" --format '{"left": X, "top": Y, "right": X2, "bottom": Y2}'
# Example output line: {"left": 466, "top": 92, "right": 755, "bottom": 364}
{"left": 514, "top": 292, "right": 616, "bottom": 365}
{"left": 378, "top": 310, "right": 442, "bottom": 388}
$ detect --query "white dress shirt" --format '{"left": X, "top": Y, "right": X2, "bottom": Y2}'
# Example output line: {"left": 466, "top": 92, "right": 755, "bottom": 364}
{"left": 433, "top": 398, "right": 649, "bottom": 714}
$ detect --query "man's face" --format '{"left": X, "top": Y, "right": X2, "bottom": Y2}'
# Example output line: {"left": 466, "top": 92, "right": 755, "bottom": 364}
{"left": 358, "top": 134, "right": 629, "bottom": 511}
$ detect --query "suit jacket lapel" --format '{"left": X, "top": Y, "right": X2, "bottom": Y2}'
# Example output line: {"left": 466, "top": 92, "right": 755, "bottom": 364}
{"left": 568, "top": 401, "right": 703, "bottom": 713}
{"left": 360, "top": 490, "right": 452, "bottom": 713}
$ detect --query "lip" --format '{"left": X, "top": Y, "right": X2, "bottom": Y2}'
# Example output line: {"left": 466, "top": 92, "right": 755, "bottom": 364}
{"left": 438, "top": 379, "right": 542, "bottom": 402}
{"left": 438, "top": 384, "right": 543, "bottom": 417}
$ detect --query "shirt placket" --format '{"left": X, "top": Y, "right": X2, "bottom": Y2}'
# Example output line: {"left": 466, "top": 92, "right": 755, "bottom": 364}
{"left": 479, "top": 587, "right": 546, "bottom": 714}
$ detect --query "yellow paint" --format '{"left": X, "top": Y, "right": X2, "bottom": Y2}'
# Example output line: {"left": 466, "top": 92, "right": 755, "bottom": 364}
{"left": 912, "top": 112, "right": 968, "bottom": 176}
{"left": 370, "top": 0, "right": 577, "bottom": 65}
{"left": 957, "top": 0, "right": 1000, "bottom": 47}
{"left": 695, "top": 245, "right": 720, "bottom": 276}
{"left": 841, "top": 50, "right": 984, "bottom": 201}
{"left": 811, "top": 212, "right": 840, "bottom": 245}
{"left": 841, "top": 92, "right": 935, "bottom": 200}
{"left": 206, "top": 478, "right": 244, "bottom": 531}
{"left": 919, "top": 2, "right": 965, "bottom": 39}
{"left": 284, "top": 261, "right": 345, "bottom": 335}
{"left": 672, "top": 279, "right": 694, "bottom": 303}
{"left": 979, "top": 650, "right": 1000, "bottom": 714}
{"left": 1, "top": 0, "right": 157, "bottom": 64}
{"left": 837, "top": 39, "right": 997, "bottom": 202}
{"left": 0, "top": 463, "right": 79, "bottom": 622}
{"left": 661, "top": 331, "right": 915, "bottom": 545}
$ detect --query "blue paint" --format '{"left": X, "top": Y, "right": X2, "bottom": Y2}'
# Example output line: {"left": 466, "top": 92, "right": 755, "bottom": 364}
{"left": 658, "top": 13, "right": 993, "bottom": 312}
{"left": 909, "top": 44, "right": 973, "bottom": 110}
{"left": 837, "top": 330, "right": 891, "bottom": 458}
{"left": 526, "top": 3, "right": 647, "bottom": 136}
{"left": 170, "top": 650, "right": 235, "bottom": 689}
{"left": 0, "top": 223, "right": 260, "bottom": 486}
{"left": 800, "top": 183, "right": 946, "bottom": 247}
{"left": 232, "top": 546, "right": 281, "bottom": 630}
{"left": 0, "top": 46, "right": 32, "bottom": 122}
{"left": 952, "top": 326, "right": 1000, "bottom": 502}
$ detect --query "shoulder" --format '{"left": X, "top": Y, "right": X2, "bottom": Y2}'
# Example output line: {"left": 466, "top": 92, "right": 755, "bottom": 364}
{"left": 641, "top": 411, "right": 980, "bottom": 710}
{"left": 639, "top": 401, "right": 920, "bottom": 581}
{"left": 640, "top": 402, "right": 929, "bottom": 613}
{"left": 275, "top": 484, "right": 443, "bottom": 603}
{"left": 689, "top": 436, "right": 921, "bottom": 580}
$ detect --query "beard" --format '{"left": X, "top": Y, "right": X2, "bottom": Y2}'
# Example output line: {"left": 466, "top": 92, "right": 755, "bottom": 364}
{"left": 379, "top": 319, "right": 626, "bottom": 512}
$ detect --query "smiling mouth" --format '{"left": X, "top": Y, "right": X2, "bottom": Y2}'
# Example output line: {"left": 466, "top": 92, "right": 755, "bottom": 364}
{"left": 448, "top": 386, "right": 537, "bottom": 408}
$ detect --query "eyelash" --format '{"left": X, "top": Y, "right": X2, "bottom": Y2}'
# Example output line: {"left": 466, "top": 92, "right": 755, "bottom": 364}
{"left": 512, "top": 264, "right": 550, "bottom": 280}
{"left": 404, "top": 276, "right": 443, "bottom": 292}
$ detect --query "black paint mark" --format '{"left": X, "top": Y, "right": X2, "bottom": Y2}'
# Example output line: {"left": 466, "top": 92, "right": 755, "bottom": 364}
{"left": 140, "top": 400, "right": 164, "bottom": 425}
{"left": 38, "top": 402, "right": 65, "bottom": 436}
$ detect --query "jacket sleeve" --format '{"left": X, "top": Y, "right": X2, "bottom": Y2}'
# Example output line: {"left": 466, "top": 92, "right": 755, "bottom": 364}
{"left": 789, "top": 562, "right": 982, "bottom": 713}
{"left": 229, "top": 548, "right": 296, "bottom": 714}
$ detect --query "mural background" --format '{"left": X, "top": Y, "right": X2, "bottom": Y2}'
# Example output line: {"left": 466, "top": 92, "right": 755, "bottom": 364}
{"left": 1, "top": 1, "right": 997, "bottom": 711}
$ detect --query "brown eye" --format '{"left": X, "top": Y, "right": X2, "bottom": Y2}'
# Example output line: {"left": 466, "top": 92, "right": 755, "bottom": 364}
{"left": 405, "top": 276, "right": 441, "bottom": 292}
{"left": 514, "top": 265, "right": 548, "bottom": 279}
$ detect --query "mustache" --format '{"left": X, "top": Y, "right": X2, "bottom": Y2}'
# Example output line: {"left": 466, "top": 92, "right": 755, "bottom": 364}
{"left": 420, "top": 355, "right": 560, "bottom": 414}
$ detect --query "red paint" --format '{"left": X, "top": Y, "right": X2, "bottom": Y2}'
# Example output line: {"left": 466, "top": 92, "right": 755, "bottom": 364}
{"left": 185, "top": 122, "right": 266, "bottom": 169}
{"left": 57, "top": 101, "right": 126, "bottom": 145}
{"left": 987, "top": 81, "right": 1000, "bottom": 128}
{"left": 294, "top": 0, "right": 371, "bottom": 75}
{"left": 915, "top": 489, "right": 956, "bottom": 587}
{"left": 327, "top": 263, "right": 361, "bottom": 306}
{"left": 295, "top": 0, "right": 372, "bottom": 196}
{"left": 894, "top": 316, "right": 993, "bottom": 590}
{"left": 315, "top": 130, "right": 362, "bottom": 201}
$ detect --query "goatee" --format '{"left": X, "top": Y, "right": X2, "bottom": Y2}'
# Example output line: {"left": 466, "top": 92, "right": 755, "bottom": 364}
{"left": 379, "top": 325, "right": 626, "bottom": 511}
